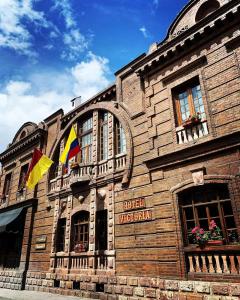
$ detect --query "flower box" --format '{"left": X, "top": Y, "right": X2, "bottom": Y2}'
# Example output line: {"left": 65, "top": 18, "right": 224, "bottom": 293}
{"left": 207, "top": 239, "right": 225, "bottom": 246}
{"left": 182, "top": 117, "right": 201, "bottom": 128}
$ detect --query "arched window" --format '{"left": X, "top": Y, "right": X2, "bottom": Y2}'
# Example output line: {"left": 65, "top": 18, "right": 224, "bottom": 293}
{"left": 195, "top": 0, "right": 220, "bottom": 22}
{"left": 115, "top": 119, "right": 127, "bottom": 155}
{"left": 79, "top": 117, "right": 93, "bottom": 163}
{"left": 99, "top": 111, "right": 109, "bottom": 161}
{"left": 19, "top": 131, "right": 26, "bottom": 140}
{"left": 71, "top": 211, "right": 89, "bottom": 252}
{"left": 179, "top": 184, "right": 238, "bottom": 245}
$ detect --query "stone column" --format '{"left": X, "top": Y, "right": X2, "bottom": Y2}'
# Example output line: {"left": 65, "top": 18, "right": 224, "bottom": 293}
{"left": 108, "top": 113, "right": 114, "bottom": 173}
{"left": 49, "top": 198, "right": 60, "bottom": 271}
{"left": 92, "top": 110, "right": 99, "bottom": 178}
{"left": 89, "top": 188, "right": 97, "bottom": 269}
{"left": 107, "top": 183, "right": 115, "bottom": 272}
{"left": 65, "top": 195, "right": 73, "bottom": 271}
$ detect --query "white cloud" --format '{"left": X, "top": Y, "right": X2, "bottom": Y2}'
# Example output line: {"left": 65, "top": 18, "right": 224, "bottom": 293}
{"left": 0, "top": 0, "right": 51, "bottom": 57}
{"left": 153, "top": 0, "right": 159, "bottom": 7}
{"left": 71, "top": 52, "right": 111, "bottom": 100}
{"left": 53, "top": 0, "right": 89, "bottom": 61}
{"left": 139, "top": 26, "right": 150, "bottom": 38}
{"left": 0, "top": 53, "right": 112, "bottom": 152}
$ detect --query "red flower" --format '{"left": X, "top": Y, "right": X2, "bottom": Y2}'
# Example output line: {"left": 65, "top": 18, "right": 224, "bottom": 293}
{"left": 191, "top": 226, "right": 199, "bottom": 234}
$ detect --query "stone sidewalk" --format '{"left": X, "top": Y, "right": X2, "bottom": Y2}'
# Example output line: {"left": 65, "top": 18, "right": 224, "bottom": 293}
{"left": 0, "top": 288, "right": 90, "bottom": 300}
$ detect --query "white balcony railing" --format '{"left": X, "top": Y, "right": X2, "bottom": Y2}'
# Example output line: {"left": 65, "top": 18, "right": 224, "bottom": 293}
{"left": 115, "top": 153, "right": 127, "bottom": 170}
{"left": 54, "top": 252, "right": 115, "bottom": 272}
{"left": 49, "top": 154, "right": 127, "bottom": 193}
{"left": 176, "top": 120, "right": 209, "bottom": 144}
{"left": 186, "top": 248, "right": 240, "bottom": 275}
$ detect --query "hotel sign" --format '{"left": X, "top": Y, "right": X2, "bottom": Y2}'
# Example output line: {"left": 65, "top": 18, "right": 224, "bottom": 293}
{"left": 119, "top": 198, "right": 152, "bottom": 224}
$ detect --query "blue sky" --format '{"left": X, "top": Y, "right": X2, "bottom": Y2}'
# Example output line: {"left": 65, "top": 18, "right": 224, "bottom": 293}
{"left": 0, "top": 0, "right": 188, "bottom": 152}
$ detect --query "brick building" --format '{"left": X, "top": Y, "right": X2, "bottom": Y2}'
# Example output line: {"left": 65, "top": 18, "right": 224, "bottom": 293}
{"left": 0, "top": 0, "right": 240, "bottom": 298}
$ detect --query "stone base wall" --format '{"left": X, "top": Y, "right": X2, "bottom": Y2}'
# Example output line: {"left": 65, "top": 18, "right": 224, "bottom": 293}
{"left": 0, "top": 270, "right": 24, "bottom": 290}
{"left": 20, "top": 272, "right": 240, "bottom": 299}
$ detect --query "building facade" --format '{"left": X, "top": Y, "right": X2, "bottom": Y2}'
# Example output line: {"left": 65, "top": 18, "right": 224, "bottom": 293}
{"left": 0, "top": 0, "right": 240, "bottom": 298}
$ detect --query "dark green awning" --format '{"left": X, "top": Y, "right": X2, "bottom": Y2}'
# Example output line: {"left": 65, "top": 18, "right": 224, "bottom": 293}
{"left": 0, "top": 207, "right": 24, "bottom": 233}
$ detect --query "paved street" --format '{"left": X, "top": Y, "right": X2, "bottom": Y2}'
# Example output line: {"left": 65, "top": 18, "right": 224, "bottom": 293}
{"left": 0, "top": 289, "right": 89, "bottom": 300}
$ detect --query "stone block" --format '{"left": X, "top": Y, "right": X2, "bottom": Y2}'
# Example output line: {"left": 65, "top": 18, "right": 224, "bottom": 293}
{"left": 134, "top": 287, "right": 144, "bottom": 297}
{"left": 124, "top": 286, "right": 133, "bottom": 296}
{"left": 194, "top": 282, "right": 210, "bottom": 294}
{"left": 139, "top": 277, "right": 151, "bottom": 287}
{"left": 231, "top": 284, "right": 240, "bottom": 296}
{"left": 128, "top": 277, "right": 138, "bottom": 286}
{"left": 165, "top": 280, "right": 179, "bottom": 291}
{"left": 115, "top": 285, "right": 123, "bottom": 294}
{"left": 104, "top": 285, "right": 113, "bottom": 294}
{"left": 180, "top": 281, "right": 194, "bottom": 292}
{"left": 99, "top": 276, "right": 108, "bottom": 284}
{"left": 145, "top": 288, "right": 156, "bottom": 298}
{"left": 119, "top": 296, "right": 128, "bottom": 300}
{"left": 212, "top": 284, "right": 230, "bottom": 295}
{"left": 108, "top": 277, "right": 117, "bottom": 284}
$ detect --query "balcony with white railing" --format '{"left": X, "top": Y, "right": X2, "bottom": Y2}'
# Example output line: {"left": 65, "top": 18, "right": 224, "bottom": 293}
{"left": 176, "top": 119, "right": 209, "bottom": 144}
{"left": 48, "top": 154, "right": 127, "bottom": 194}
{"left": 185, "top": 245, "right": 240, "bottom": 277}
{"left": 53, "top": 251, "right": 115, "bottom": 274}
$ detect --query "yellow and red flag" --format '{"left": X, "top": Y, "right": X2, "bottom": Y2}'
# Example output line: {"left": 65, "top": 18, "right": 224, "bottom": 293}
{"left": 26, "top": 148, "right": 53, "bottom": 190}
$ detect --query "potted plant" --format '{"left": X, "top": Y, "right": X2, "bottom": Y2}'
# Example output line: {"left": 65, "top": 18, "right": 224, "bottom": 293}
{"left": 182, "top": 112, "right": 201, "bottom": 128}
{"left": 190, "top": 226, "right": 210, "bottom": 248}
{"left": 207, "top": 220, "right": 224, "bottom": 245}
{"left": 74, "top": 243, "right": 88, "bottom": 253}
{"left": 189, "top": 220, "right": 224, "bottom": 248}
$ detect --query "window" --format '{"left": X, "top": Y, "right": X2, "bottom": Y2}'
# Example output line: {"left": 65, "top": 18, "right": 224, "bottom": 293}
{"left": 195, "top": 0, "right": 220, "bottom": 22}
{"left": 3, "top": 173, "right": 12, "bottom": 198}
{"left": 174, "top": 78, "right": 206, "bottom": 126}
{"left": 72, "top": 211, "right": 89, "bottom": 252}
{"left": 79, "top": 117, "right": 93, "bottom": 163}
{"left": 179, "top": 184, "right": 238, "bottom": 245}
{"left": 18, "top": 164, "right": 28, "bottom": 190}
{"left": 95, "top": 210, "right": 108, "bottom": 250}
{"left": 115, "top": 120, "right": 126, "bottom": 155}
{"left": 99, "top": 112, "right": 108, "bottom": 161}
{"left": 56, "top": 218, "right": 66, "bottom": 252}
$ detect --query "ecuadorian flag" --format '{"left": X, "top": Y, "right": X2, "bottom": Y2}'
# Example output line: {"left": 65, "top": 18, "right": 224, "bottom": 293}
{"left": 60, "top": 126, "right": 81, "bottom": 166}
{"left": 26, "top": 148, "right": 53, "bottom": 190}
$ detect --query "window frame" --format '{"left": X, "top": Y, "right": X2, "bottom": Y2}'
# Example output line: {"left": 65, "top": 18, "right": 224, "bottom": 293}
{"left": 115, "top": 119, "right": 127, "bottom": 155}
{"left": 79, "top": 116, "right": 93, "bottom": 164}
{"left": 174, "top": 78, "right": 206, "bottom": 126}
{"left": 18, "top": 164, "right": 29, "bottom": 190}
{"left": 99, "top": 111, "right": 109, "bottom": 161}
{"left": 179, "top": 184, "right": 238, "bottom": 246}
{"left": 71, "top": 211, "right": 89, "bottom": 252}
{"left": 3, "top": 172, "right": 12, "bottom": 198}
{"left": 56, "top": 218, "right": 66, "bottom": 252}
{"left": 95, "top": 209, "right": 108, "bottom": 251}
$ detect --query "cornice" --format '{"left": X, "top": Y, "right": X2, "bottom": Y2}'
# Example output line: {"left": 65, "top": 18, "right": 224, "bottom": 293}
{"left": 131, "top": 1, "right": 240, "bottom": 76}
{"left": 0, "top": 128, "right": 46, "bottom": 162}
{"left": 145, "top": 131, "right": 240, "bottom": 170}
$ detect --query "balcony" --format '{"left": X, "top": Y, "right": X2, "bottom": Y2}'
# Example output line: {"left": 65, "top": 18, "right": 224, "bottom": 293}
{"left": 176, "top": 120, "right": 209, "bottom": 144}
{"left": 49, "top": 153, "right": 127, "bottom": 193}
{"left": 51, "top": 251, "right": 115, "bottom": 274}
{"left": 185, "top": 245, "right": 240, "bottom": 277}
